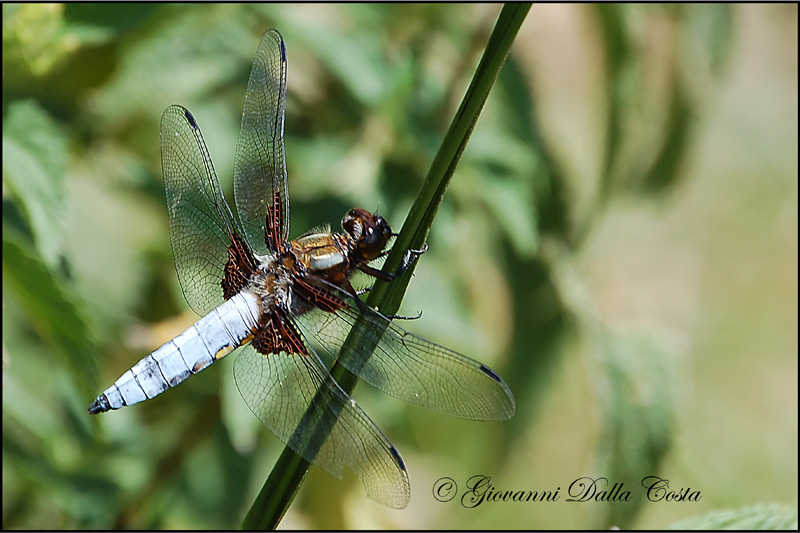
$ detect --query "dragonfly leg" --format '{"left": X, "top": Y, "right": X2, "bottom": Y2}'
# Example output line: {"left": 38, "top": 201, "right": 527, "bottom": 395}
{"left": 399, "top": 242, "right": 428, "bottom": 272}
{"left": 350, "top": 288, "right": 422, "bottom": 321}
{"left": 384, "top": 309, "right": 423, "bottom": 321}
{"left": 358, "top": 243, "right": 428, "bottom": 282}
{"left": 354, "top": 285, "right": 372, "bottom": 297}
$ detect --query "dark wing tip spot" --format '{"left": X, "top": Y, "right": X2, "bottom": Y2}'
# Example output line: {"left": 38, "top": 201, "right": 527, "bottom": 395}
{"left": 479, "top": 364, "right": 503, "bottom": 384}
{"left": 279, "top": 38, "right": 287, "bottom": 62}
{"left": 184, "top": 109, "right": 198, "bottom": 129}
{"left": 389, "top": 445, "right": 406, "bottom": 471}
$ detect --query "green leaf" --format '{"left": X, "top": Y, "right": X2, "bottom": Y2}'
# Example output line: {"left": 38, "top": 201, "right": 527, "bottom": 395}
{"left": 477, "top": 165, "right": 538, "bottom": 257}
{"left": 301, "top": 28, "right": 390, "bottom": 108}
{"left": 89, "top": 6, "right": 252, "bottom": 126}
{"left": 2, "top": 231, "right": 99, "bottom": 397}
{"left": 669, "top": 503, "right": 798, "bottom": 530}
{"left": 594, "top": 329, "right": 681, "bottom": 529}
{"left": 2, "top": 99, "right": 68, "bottom": 268}
{"left": 63, "top": 3, "right": 161, "bottom": 36}
{"left": 636, "top": 81, "right": 694, "bottom": 194}
{"left": 594, "top": 3, "right": 632, "bottom": 202}
{"left": 2, "top": 5, "right": 70, "bottom": 78}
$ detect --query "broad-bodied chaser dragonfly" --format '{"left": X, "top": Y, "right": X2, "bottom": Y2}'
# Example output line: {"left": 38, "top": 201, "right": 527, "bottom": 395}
{"left": 89, "top": 29, "right": 515, "bottom": 508}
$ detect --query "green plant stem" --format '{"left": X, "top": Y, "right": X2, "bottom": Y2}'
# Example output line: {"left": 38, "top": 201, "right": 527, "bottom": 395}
{"left": 242, "top": 4, "right": 531, "bottom": 529}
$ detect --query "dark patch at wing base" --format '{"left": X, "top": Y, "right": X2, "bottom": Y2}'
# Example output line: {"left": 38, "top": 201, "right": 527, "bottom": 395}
{"left": 266, "top": 189, "right": 285, "bottom": 253}
{"left": 293, "top": 277, "right": 348, "bottom": 314}
{"left": 222, "top": 232, "right": 258, "bottom": 299}
{"left": 252, "top": 310, "right": 309, "bottom": 356}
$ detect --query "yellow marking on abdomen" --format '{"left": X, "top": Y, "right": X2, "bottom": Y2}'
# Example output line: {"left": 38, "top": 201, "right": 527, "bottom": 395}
{"left": 215, "top": 344, "right": 235, "bottom": 360}
{"left": 193, "top": 359, "right": 212, "bottom": 373}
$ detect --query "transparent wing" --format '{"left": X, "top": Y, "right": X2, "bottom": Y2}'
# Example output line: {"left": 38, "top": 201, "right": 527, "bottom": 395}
{"left": 232, "top": 343, "right": 410, "bottom": 508}
{"left": 233, "top": 29, "right": 289, "bottom": 254}
{"left": 294, "top": 298, "right": 517, "bottom": 421}
{"left": 160, "top": 105, "right": 243, "bottom": 316}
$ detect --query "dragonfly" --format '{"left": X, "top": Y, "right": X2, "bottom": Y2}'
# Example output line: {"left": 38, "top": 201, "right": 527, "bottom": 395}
{"left": 89, "top": 29, "right": 515, "bottom": 509}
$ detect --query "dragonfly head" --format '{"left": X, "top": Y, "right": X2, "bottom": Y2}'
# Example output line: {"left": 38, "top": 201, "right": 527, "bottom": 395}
{"left": 342, "top": 208, "right": 393, "bottom": 262}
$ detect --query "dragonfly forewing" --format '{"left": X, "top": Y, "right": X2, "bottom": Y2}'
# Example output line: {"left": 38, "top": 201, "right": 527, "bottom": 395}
{"left": 234, "top": 28, "right": 290, "bottom": 255}
{"left": 161, "top": 105, "right": 239, "bottom": 316}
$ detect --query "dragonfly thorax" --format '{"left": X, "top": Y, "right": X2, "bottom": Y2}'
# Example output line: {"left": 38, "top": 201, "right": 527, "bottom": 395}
{"left": 248, "top": 232, "right": 353, "bottom": 320}
{"left": 247, "top": 254, "right": 297, "bottom": 316}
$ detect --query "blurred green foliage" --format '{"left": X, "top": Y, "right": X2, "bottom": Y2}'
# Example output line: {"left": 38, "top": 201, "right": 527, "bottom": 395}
{"left": 3, "top": 3, "right": 796, "bottom": 530}
{"left": 669, "top": 503, "right": 797, "bottom": 530}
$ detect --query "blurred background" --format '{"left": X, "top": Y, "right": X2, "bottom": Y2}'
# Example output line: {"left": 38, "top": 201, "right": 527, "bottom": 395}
{"left": 3, "top": 3, "right": 797, "bottom": 529}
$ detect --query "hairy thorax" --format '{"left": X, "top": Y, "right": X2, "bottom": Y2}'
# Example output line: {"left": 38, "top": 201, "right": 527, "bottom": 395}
{"left": 247, "top": 230, "right": 357, "bottom": 320}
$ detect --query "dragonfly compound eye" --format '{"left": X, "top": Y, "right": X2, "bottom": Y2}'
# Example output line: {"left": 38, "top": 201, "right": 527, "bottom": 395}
{"left": 358, "top": 215, "right": 392, "bottom": 261}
